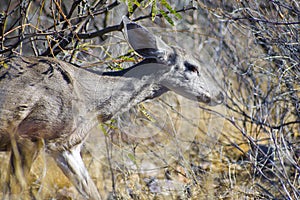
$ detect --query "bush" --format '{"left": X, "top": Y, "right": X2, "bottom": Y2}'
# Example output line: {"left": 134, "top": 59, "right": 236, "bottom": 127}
{"left": 0, "top": 0, "right": 299, "bottom": 199}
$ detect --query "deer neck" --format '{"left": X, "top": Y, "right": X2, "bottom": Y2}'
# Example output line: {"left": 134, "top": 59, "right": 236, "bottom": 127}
{"left": 72, "top": 62, "right": 169, "bottom": 122}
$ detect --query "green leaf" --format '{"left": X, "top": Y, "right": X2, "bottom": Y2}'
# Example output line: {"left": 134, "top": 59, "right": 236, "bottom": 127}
{"left": 0, "top": 61, "right": 9, "bottom": 69}
{"left": 139, "top": 104, "right": 156, "bottom": 123}
{"left": 160, "top": 9, "right": 174, "bottom": 26}
{"left": 133, "top": 0, "right": 141, "bottom": 7}
{"left": 127, "top": 153, "right": 137, "bottom": 165}
{"left": 98, "top": 119, "right": 117, "bottom": 136}
{"left": 127, "top": 0, "right": 133, "bottom": 13}
{"left": 127, "top": 0, "right": 141, "bottom": 13}
{"left": 151, "top": 0, "right": 158, "bottom": 21}
{"left": 161, "top": 0, "right": 182, "bottom": 19}
{"left": 99, "top": 123, "right": 109, "bottom": 136}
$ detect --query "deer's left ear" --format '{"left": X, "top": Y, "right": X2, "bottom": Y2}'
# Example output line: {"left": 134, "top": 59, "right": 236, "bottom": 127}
{"left": 122, "top": 16, "right": 172, "bottom": 59}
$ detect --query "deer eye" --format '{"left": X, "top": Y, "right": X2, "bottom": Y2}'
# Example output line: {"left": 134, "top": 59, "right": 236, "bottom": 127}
{"left": 184, "top": 62, "right": 199, "bottom": 74}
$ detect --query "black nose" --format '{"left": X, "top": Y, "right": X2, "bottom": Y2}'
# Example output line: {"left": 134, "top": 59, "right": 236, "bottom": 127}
{"left": 216, "top": 92, "right": 224, "bottom": 104}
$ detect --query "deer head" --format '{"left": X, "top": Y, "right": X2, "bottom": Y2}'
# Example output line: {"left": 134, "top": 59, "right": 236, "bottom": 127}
{"left": 122, "top": 17, "right": 224, "bottom": 106}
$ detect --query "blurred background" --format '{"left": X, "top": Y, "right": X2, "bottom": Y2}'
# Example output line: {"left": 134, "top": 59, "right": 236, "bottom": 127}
{"left": 0, "top": 0, "right": 299, "bottom": 199}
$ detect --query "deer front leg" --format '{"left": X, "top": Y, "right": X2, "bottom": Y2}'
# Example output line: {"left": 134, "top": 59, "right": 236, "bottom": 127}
{"left": 52, "top": 145, "right": 102, "bottom": 200}
{"left": 3, "top": 138, "right": 42, "bottom": 200}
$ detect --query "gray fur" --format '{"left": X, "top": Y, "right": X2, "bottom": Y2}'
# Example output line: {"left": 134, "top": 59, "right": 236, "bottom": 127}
{"left": 0, "top": 17, "right": 223, "bottom": 199}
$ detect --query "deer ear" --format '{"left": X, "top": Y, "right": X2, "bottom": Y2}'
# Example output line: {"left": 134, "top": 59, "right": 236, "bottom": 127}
{"left": 122, "top": 16, "right": 172, "bottom": 58}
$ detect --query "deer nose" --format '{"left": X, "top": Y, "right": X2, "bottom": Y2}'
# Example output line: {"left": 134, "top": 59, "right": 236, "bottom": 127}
{"left": 216, "top": 92, "right": 224, "bottom": 104}
{"left": 208, "top": 92, "right": 224, "bottom": 106}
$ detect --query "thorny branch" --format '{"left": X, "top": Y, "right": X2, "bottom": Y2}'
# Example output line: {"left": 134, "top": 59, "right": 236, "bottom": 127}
{"left": 0, "top": 1, "right": 196, "bottom": 56}
{"left": 0, "top": 0, "right": 299, "bottom": 199}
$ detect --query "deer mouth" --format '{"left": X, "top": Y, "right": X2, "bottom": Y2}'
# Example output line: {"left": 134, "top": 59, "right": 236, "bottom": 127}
{"left": 208, "top": 92, "right": 224, "bottom": 106}
{"left": 198, "top": 92, "right": 224, "bottom": 106}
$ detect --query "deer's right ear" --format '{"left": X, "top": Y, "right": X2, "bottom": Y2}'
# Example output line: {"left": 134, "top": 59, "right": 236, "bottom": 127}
{"left": 122, "top": 16, "right": 172, "bottom": 59}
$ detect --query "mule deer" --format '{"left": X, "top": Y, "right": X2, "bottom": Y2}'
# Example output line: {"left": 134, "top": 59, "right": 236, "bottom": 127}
{"left": 0, "top": 17, "right": 223, "bottom": 199}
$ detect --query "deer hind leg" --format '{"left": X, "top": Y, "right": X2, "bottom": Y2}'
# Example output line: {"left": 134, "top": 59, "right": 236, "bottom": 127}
{"left": 52, "top": 145, "right": 102, "bottom": 200}
{"left": 3, "top": 138, "right": 42, "bottom": 200}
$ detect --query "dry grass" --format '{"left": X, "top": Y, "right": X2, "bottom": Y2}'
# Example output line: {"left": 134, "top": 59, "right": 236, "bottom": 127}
{"left": 0, "top": 0, "right": 299, "bottom": 199}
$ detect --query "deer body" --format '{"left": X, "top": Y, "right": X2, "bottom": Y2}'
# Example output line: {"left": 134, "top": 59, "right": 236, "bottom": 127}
{"left": 0, "top": 17, "right": 223, "bottom": 199}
